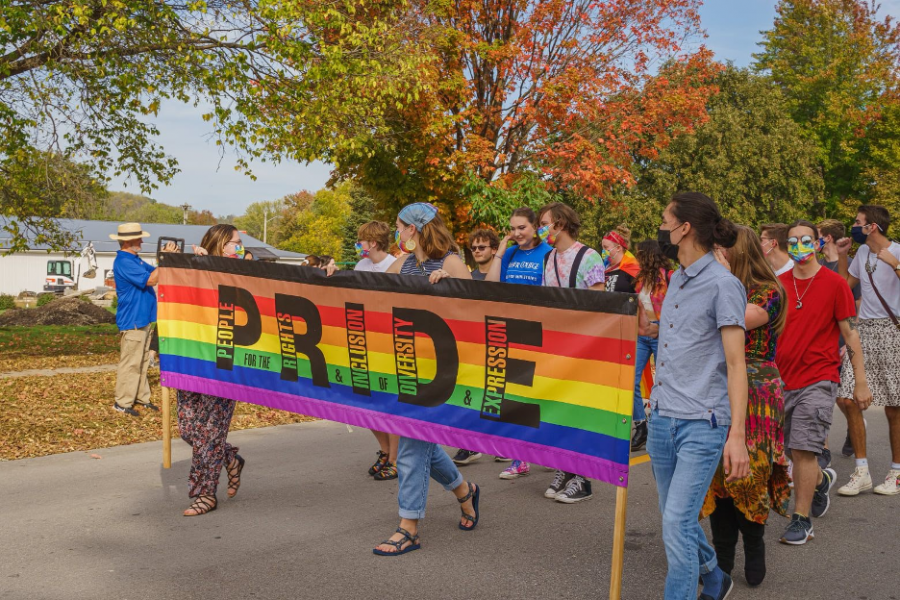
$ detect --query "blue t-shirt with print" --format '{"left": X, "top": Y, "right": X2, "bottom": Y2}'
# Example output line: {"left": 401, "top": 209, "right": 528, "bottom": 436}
{"left": 500, "top": 242, "right": 553, "bottom": 286}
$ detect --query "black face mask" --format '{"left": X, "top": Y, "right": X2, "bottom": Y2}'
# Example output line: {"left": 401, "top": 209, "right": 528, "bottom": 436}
{"left": 657, "top": 227, "right": 681, "bottom": 260}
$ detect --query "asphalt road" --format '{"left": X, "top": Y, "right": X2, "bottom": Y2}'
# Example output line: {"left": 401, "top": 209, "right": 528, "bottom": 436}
{"left": 2, "top": 410, "right": 898, "bottom": 600}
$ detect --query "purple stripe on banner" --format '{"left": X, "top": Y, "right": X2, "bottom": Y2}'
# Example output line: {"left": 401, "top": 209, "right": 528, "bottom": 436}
{"left": 163, "top": 372, "right": 629, "bottom": 488}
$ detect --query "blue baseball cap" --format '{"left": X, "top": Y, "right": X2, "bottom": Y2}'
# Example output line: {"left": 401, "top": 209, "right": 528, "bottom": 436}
{"left": 398, "top": 202, "right": 439, "bottom": 231}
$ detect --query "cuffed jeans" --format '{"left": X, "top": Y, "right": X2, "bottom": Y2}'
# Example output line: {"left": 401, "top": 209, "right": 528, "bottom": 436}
{"left": 647, "top": 409, "right": 728, "bottom": 600}
{"left": 396, "top": 437, "right": 464, "bottom": 520}
{"left": 632, "top": 335, "right": 658, "bottom": 423}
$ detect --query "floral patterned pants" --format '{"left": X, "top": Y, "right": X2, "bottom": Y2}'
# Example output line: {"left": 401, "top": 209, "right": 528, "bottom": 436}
{"left": 177, "top": 391, "right": 239, "bottom": 498}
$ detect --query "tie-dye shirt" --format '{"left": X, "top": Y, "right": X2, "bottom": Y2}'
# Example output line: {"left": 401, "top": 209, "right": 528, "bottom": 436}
{"left": 543, "top": 242, "right": 606, "bottom": 290}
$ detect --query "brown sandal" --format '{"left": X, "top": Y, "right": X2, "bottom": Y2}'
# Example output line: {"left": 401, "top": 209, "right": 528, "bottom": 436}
{"left": 227, "top": 455, "right": 245, "bottom": 498}
{"left": 183, "top": 495, "right": 217, "bottom": 516}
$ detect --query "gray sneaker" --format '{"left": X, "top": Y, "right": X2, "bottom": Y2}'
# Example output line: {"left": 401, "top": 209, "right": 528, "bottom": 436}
{"left": 544, "top": 470, "right": 573, "bottom": 499}
{"left": 780, "top": 514, "right": 814, "bottom": 545}
{"left": 811, "top": 467, "right": 836, "bottom": 518}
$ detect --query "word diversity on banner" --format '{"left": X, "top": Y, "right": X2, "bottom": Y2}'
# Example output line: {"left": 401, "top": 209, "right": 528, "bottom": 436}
{"left": 157, "top": 254, "right": 638, "bottom": 487}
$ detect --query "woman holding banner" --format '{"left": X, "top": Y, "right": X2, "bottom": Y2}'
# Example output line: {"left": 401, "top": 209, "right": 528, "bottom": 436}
{"left": 372, "top": 202, "right": 481, "bottom": 556}
{"left": 648, "top": 192, "right": 750, "bottom": 600}
{"left": 178, "top": 224, "right": 250, "bottom": 516}
{"left": 701, "top": 225, "right": 791, "bottom": 587}
{"left": 537, "top": 202, "right": 607, "bottom": 504}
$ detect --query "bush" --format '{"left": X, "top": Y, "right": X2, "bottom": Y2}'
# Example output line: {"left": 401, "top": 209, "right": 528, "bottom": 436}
{"left": 0, "top": 294, "right": 15, "bottom": 310}
{"left": 37, "top": 293, "right": 56, "bottom": 307}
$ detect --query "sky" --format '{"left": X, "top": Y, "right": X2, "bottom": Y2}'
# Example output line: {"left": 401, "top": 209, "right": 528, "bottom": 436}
{"left": 104, "top": 1, "right": 890, "bottom": 216}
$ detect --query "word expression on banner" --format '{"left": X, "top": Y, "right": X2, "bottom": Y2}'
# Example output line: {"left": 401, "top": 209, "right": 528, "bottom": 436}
{"left": 157, "top": 254, "right": 638, "bottom": 487}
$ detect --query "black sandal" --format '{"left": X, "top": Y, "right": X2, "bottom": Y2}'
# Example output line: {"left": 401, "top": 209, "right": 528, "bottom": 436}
{"left": 457, "top": 482, "right": 481, "bottom": 531}
{"left": 373, "top": 462, "right": 398, "bottom": 481}
{"left": 184, "top": 495, "right": 217, "bottom": 517}
{"left": 368, "top": 450, "right": 388, "bottom": 476}
{"left": 227, "top": 454, "right": 245, "bottom": 498}
{"left": 372, "top": 527, "right": 421, "bottom": 556}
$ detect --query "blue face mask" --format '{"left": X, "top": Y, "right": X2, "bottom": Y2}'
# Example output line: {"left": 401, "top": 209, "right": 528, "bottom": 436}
{"left": 601, "top": 249, "right": 611, "bottom": 268}
{"left": 851, "top": 226, "right": 868, "bottom": 245}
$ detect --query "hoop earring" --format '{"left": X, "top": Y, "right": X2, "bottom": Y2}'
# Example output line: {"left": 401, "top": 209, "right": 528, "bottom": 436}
{"left": 405, "top": 239, "right": 417, "bottom": 251}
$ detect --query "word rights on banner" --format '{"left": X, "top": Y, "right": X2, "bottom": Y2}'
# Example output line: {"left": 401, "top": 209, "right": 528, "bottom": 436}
{"left": 156, "top": 254, "right": 638, "bottom": 488}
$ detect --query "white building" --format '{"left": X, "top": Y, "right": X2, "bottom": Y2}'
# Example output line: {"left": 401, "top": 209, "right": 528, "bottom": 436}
{"left": 0, "top": 217, "right": 307, "bottom": 296}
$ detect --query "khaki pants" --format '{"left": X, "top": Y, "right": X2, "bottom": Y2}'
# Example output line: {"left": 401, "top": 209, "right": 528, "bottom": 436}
{"left": 115, "top": 326, "right": 152, "bottom": 409}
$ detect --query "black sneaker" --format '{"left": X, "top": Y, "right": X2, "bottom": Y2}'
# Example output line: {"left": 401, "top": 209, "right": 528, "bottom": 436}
{"left": 779, "top": 514, "right": 814, "bottom": 545}
{"left": 555, "top": 475, "right": 593, "bottom": 503}
{"left": 113, "top": 403, "right": 140, "bottom": 417}
{"left": 137, "top": 402, "right": 160, "bottom": 412}
{"left": 816, "top": 447, "right": 832, "bottom": 470}
{"left": 452, "top": 449, "right": 482, "bottom": 465}
{"left": 841, "top": 433, "right": 854, "bottom": 457}
{"left": 811, "top": 467, "right": 836, "bottom": 518}
{"left": 631, "top": 421, "right": 648, "bottom": 452}
{"left": 544, "top": 470, "right": 573, "bottom": 498}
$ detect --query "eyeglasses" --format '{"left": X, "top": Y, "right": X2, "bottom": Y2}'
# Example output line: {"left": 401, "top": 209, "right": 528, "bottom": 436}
{"left": 225, "top": 240, "right": 243, "bottom": 247}
{"left": 787, "top": 236, "right": 814, "bottom": 245}
{"left": 470, "top": 245, "right": 492, "bottom": 252}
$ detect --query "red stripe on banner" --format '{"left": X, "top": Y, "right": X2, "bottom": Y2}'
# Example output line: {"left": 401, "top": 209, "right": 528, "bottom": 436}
{"left": 159, "top": 284, "right": 634, "bottom": 364}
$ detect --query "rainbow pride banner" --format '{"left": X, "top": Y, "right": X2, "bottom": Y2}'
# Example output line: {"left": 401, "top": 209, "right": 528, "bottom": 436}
{"left": 157, "top": 254, "right": 638, "bottom": 487}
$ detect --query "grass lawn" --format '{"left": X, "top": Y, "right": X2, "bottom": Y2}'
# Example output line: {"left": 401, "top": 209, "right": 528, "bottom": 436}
{"left": 0, "top": 324, "right": 120, "bottom": 372}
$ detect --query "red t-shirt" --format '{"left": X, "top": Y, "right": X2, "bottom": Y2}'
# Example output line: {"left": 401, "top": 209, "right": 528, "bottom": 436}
{"left": 775, "top": 266, "right": 856, "bottom": 390}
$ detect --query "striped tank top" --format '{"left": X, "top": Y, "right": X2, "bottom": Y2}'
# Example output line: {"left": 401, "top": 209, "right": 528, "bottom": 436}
{"left": 399, "top": 252, "right": 453, "bottom": 277}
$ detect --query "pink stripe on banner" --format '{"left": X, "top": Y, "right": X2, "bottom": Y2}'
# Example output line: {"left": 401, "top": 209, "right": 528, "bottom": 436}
{"left": 162, "top": 372, "right": 629, "bottom": 488}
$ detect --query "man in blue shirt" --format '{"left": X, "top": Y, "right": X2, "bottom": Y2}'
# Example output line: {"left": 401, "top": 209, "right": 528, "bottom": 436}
{"left": 111, "top": 223, "right": 161, "bottom": 416}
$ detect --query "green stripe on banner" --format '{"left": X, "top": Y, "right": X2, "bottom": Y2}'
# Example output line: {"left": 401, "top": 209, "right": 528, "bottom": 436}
{"left": 162, "top": 336, "right": 630, "bottom": 440}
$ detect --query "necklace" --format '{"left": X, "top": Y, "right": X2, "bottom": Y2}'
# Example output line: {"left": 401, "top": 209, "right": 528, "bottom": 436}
{"left": 865, "top": 250, "right": 878, "bottom": 275}
{"left": 792, "top": 268, "right": 819, "bottom": 309}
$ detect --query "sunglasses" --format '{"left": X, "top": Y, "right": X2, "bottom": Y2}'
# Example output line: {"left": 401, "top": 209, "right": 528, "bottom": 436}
{"left": 787, "top": 236, "right": 815, "bottom": 245}
{"left": 470, "top": 245, "right": 493, "bottom": 252}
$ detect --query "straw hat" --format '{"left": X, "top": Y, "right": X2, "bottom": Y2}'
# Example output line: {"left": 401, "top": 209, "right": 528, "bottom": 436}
{"left": 109, "top": 222, "right": 150, "bottom": 241}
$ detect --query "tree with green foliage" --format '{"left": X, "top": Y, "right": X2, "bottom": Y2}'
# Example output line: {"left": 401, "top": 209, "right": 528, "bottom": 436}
{"left": 234, "top": 200, "right": 285, "bottom": 245}
{"left": 604, "top": 66, "right": 825, "bottom": 241}
{"left": 338, "top": 185, "right": 377, "bottom": 264}
{"left": 279, "top": 183, "right": 352, "bottom": 258}
{"left": 754, "top": 0, "right": 900, "bottom": 217}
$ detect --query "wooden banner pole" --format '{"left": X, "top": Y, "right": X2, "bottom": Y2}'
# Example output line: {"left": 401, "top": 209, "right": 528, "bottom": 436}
{"left": 609, "top": 484, "right": 629, "bottom": 600}
{"left": 162, "top": 386, "right": 172, "bottom": 468}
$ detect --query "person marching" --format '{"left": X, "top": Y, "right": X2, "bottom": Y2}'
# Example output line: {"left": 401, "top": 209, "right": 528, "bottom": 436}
{"left": 537, "top": 202, "right": 606, "bottom": 503}
{"left": 601, "top": 224, "right": 640, "bottom": 293}
{"left": 354, "top": 221, "right": 400, "bottom": 481}
{"left": 647, "top": 192, "right": 749, "bottom": 600}
{"left": 476, "top": 207, "right": 553, "bottom": 479}
{"left": 374, "top": 202, "right": 480, "bottom": 556}
{"left": 702, "top": 225, "right": 791, "bottom": 587}
{"left": 177, "top": 224, "right": 251, "bottom": 516}
{"left": 631, "top": 241, "right": 671, "bottom": 451}
{"left": 834, "top": 205, "right": 900, "bottom": 497}
{"left": 774, "top": 220, "right": 872, "bottom": 544}
{"left": 760, "top": 223, "right": 794, "bottom": 276}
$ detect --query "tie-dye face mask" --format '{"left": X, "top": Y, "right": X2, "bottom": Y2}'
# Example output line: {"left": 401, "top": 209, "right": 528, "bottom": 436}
{"left": 788, "top": 235, "right": 816, "bottom": 264}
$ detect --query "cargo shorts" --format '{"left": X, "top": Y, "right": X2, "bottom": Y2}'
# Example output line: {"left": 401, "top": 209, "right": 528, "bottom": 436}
{"left": 783, "top": 380, "right": 837, "bottom": 456}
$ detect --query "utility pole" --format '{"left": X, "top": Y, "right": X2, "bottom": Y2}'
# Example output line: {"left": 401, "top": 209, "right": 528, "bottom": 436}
{"left": 179, "top": 203, "right": 191, "bottom": 225}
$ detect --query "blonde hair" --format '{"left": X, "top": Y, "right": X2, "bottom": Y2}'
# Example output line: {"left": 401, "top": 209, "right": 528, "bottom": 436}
{"left": 729, "top": 225, "right": 787, "bottom": 335}
{"left": 357, "top": 221, "right": 392, "bottom": 252}
{"left": 200, "top": 224, "right": 237, "bottom": 257}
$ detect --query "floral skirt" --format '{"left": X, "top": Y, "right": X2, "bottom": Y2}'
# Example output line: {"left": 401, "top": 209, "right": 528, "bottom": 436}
{"left": 701, "top": 359, "right": 791, "bottom": 524}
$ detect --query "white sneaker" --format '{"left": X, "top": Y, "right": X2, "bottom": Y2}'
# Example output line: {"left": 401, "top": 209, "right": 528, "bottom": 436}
{"left": 837, "top": 467, "right": 872, "bottom": 496}
{"left": 873, "top": 469, "right": 900, "bottom": 496}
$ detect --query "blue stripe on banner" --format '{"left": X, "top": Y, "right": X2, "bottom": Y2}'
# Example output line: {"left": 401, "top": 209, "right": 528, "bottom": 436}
{"left": 163, "top": 355, "right": 630, "bottom": 466}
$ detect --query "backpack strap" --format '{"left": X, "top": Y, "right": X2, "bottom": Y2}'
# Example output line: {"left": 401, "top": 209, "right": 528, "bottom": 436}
{"left": 569, "top": 245, "right": 591, "bottom": 288}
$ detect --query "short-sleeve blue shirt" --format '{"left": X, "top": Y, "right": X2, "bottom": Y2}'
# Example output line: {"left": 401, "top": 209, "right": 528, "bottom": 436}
{"left": 649, "top": 252, "right": 746, "bottom": 424}
{"left": 500, "top": 242, "right": 553, "bottom": 286}
{"left": 113, "top": 250, "right": 157, "bottom": 331}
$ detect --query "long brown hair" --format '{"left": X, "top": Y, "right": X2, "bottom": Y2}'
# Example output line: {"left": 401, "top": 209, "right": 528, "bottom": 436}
{"left": 403, "top": 212, "right": 460, "bottom": 260}
{"left": 200, "top": 224, "right": 238, "bottom": 257}
{"left": 635, "top": 240, "right": 671, "bottom": 293}
{"left": 729, "top": 225, "right": 787, "bottom": 335}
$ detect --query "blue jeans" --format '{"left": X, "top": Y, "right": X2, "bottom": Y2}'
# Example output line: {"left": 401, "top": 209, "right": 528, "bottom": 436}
{"left": 647, "top": 410, "right": 728, "bottom": 600}
{"left": 396, "top": 437, "right": 464, "bottom": 520}
{"left": 632, "top": 335, "right": 658, "bottom": 423}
